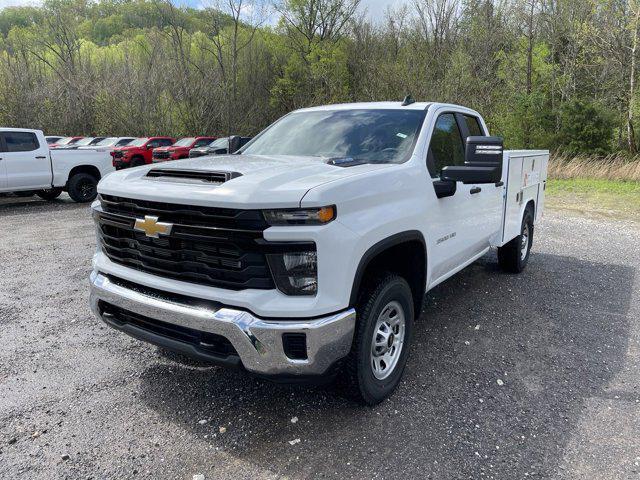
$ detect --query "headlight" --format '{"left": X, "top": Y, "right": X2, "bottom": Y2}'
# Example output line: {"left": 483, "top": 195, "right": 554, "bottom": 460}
{"left": 267, "top": 250, "right": 318, "bottom": 296}
{"left": 263, "top": 206, "right": 336, "bottom": 226}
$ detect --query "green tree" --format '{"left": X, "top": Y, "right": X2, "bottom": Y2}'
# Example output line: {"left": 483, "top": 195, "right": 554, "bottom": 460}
{"left": 555, "top": 100, "right": 614, "bottom": 154}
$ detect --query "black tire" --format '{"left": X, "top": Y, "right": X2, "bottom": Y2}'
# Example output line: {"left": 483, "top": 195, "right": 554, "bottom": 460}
{"left": 130, "top": 157, "right": 146, "bottom": 168}
{"left": 37, "top": 187, "right": 63, "bottom": 201}
{"left": 339, "top": 274, "right": 414, "bottom": 405}
{"left": 498, "top": 208, "right": 534, "bottom": 273}
{"left": 67, "top": 173, "right": 98, "bottom": 203}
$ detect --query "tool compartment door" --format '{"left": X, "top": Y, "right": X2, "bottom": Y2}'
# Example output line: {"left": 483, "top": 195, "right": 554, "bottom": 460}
{"left": 500, "top": 151, "right": 549, "bottom": 245}
{"left": 501, "top": 153, "right": 524, "bottom": 245}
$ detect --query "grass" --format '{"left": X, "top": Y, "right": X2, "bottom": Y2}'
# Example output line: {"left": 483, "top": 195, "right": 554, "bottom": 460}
{"left": 545, "top": 178, "right": 640, "bottom": 221}
{"left": 549, "top": 153, "right": 640, "bottom": 182}
{"left": 544, "top": 155, "right": 640, "bottom": 221}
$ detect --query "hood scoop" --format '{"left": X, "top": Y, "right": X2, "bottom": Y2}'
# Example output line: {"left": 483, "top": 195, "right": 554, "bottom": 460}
{"left": 146, "top": 168, "right": 242, "bottom": 185}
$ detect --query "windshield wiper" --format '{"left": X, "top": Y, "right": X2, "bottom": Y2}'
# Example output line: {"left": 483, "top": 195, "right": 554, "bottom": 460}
{"left": 326, "top": 157, "right": 395, "bottom": 167}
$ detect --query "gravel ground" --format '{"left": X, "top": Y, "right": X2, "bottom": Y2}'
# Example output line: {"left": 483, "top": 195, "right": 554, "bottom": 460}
{"left": 1, "top": 193, "right": 639, "bottom": 480}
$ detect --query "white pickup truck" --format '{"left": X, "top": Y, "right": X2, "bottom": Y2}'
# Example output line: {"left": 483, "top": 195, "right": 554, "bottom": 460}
{"left": 89, "top": 101, "right": 548, "bottom": 404}
{"left": 0, "top": 128, "right": 114, "bottom": 202}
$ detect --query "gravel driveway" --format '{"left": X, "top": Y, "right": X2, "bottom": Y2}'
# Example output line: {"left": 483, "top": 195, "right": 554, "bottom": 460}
{"left": 1, "top": 194, "right": 639, "bottom": 480}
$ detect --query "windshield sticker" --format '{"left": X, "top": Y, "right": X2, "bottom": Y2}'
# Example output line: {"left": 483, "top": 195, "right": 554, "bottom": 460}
{"left": 396, "top": 133, "right": 408, "bottom": 139}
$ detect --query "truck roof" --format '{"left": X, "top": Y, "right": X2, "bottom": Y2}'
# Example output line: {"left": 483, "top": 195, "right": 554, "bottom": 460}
{"left": 293, "top": 101, "right": 483, "bottom": 117}
{"left": 296, "top": 102, "right": 433, "bottom": 113}
{"left": 0, "top": 127, "right": 43, "bottom": 134}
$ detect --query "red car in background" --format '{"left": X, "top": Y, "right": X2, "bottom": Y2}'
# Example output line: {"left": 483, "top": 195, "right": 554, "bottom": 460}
{"left": 111, "top": 137, "right": 175, "bottom": 170}
{"left": 152, "top": 137, "right": 216, "bottom": 163}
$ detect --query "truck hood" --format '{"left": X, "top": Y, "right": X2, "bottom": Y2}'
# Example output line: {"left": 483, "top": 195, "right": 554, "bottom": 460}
{"left": 155, "top": 146, "right": 184, "bottom": 152}
{"left": 113, "top": 146, "right": 141, "bottom": 152}
{"left": 98, "top": 154, "right": 393, "bottom": 209}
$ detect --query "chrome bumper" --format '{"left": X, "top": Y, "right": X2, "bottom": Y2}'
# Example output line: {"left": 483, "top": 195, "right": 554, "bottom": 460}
{"left": 89, "top": 272, "right": 356, "bottom": 376}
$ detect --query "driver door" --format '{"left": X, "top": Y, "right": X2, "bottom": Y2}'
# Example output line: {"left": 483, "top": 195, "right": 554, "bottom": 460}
{"left": 1, "top": 131, "right": 51, "bottom": 190}
{"left": 427, "top": 113, "right": 494, "bottom": 281}
{"left": 0, "top": 135, "right": 7, "bottom": 190}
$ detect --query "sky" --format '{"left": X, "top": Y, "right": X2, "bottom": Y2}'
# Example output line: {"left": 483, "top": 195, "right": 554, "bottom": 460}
{"left": 0, "top": 0, "right": 403, "bottom": 20}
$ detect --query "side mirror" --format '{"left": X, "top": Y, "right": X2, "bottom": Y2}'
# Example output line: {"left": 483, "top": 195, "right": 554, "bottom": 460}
{"left": 441, "top": 165, "right": 501, "bottom": 184}
{"left": 146, "top": 144, "right": 155, "bottom": 150}
{"left": 228, "top": 135, "right": 241, "bottom": 153}
{"left": 465, "top": 136, "right": 503, "bottom": 165}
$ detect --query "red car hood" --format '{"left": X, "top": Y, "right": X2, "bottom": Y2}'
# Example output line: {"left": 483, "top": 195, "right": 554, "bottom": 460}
{"left": 155, "top": 146, "right": 188, "bottom": 152}
{"left": 114, "top": 146, "right": 142, "bottom": 152}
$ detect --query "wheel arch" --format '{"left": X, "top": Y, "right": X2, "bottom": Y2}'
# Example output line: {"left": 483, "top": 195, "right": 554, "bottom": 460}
{"left": 523, "top": 199, "right": 535, "bottom": 220}
{"left": 349, "top": 231, "right": 427, "bottom": 317}
{"left": 67, "top": 165, "right": 101, "bottom": 186}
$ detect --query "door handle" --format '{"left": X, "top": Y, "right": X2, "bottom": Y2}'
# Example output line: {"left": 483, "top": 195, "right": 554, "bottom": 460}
{"left": 36, "top": 156, "right": 47, "bottom": 159}
{"left": 470, "top": 187, "right": 482, "bottom": 194}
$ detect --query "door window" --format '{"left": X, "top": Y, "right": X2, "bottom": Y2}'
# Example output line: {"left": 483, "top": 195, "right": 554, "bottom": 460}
{"left": 463, "top": 115, "right": 484, "bottom": 137}
{"left": 159, "top": 139, "right": 173, "bottom": 147}
{"left": 147, "top": 140, "right": 160, "bottom": 148}
{"left": 427, "top": 114, "right": 465, "bottom": 178}
{"left": 2, "top": 132, "right": 39, "bottom": 152}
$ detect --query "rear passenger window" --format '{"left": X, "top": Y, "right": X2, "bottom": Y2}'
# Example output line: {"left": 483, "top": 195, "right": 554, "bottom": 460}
{"left": 427, "top": 114, "right": 465, "bottom": 178}
{"left": 3, "top": 132, "right": 39, "bottom": 152}
{"left": 463, "top": 115, "right": 484, "bottom": 137}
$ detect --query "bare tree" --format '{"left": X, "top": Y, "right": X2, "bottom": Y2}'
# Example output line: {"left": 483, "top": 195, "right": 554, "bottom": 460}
{"left": 628, "top": 0, "right": 640, "bottom": 153}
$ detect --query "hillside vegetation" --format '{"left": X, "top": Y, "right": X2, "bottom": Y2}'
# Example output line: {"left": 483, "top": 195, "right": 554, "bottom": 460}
{"left": 1, "top": 0, "right": 640, "bottom": 159}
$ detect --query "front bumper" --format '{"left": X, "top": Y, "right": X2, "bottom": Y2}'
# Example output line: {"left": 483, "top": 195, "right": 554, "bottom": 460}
{"left": 89, "top": 272, "right": 356, "bottom": 376}
{"left": 112, "top": 159, "right": 129, "bottom": 170}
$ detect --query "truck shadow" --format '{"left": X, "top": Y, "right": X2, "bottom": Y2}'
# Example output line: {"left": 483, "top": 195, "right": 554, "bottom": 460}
{"left": 0, "top": 194, "right": 82, "bottom": 217}
{"left": 136, "top": 251, "right": 635, "bottom": 479}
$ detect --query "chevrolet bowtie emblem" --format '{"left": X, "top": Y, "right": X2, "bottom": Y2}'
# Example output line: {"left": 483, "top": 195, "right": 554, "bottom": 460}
{"left": 134, "top": 216, "right": 173, "bottom": 238}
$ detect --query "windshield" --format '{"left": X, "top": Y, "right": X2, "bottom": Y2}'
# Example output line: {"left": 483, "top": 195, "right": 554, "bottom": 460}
{"left": 116, "top": 138, "right": 135, "bottom": 146}
{"left": 242, "top": 109, "right": 426, "bottom": 164}
{"left": 57, "top": 137, "right": 75, "bottom": 145}
{"left": 174, "top": 137, "right": 195, "bottom": 147}
{"left": 95, "top": 137, "right": 117, "bottom": 146}
{"left": 207, "top": 138, "right": 229, "bottom": 148}
{"left": 129, "top": 138, "right": 149, "bottom": 147}
{"left": 74, "top": 137, "right": 95, "bottom": 146}
{"left": 194, "top": 138, "right": 213, "bottom": 147}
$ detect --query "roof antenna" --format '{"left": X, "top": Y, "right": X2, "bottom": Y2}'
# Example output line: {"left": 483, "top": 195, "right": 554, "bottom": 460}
{"left": 402, "top": 95, "right": 416, "bottom": 106}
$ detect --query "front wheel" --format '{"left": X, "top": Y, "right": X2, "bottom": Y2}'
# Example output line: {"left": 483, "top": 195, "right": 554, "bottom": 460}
{"left": 130, "top": 157, "right": 146, "bottom": 168}
{"left": 498, "top": 208, "right": 534, "bottom": 273}
{"left": 37, "top": 187, "right": 63, "bottom": 201}
{"left": 340, "top": 274, "right": 414, "bottom": 405}
{"left": 67, "top": 173, "right": 98, "bottom": 203}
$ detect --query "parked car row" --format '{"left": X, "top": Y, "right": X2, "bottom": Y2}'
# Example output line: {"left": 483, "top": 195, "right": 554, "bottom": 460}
{"left": 44, "top": 134, "right": 253, "bottom": 170}
{"left": 1, "top": 130, "right": 252, "bottom": 203}
{"left": 113, "top": 135, "right": 251, "bottom": 169}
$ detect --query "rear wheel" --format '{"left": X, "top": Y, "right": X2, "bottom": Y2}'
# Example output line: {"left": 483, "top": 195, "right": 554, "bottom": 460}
{"left": 67, "top": 173, "right": 98, "bottom": 203}
{"left": 37, "top": 188, "right": 63, "bottom": 201}
{"left": 498, "top": 208, "right": 534, "bottom": 273}
{"left": 340, "top": 274, "right": 414, "bottom": 405}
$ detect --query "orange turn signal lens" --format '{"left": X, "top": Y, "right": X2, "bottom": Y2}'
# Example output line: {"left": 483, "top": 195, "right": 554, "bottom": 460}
{"left": 317, "top": 206, "right": 336, "bottom": 223}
